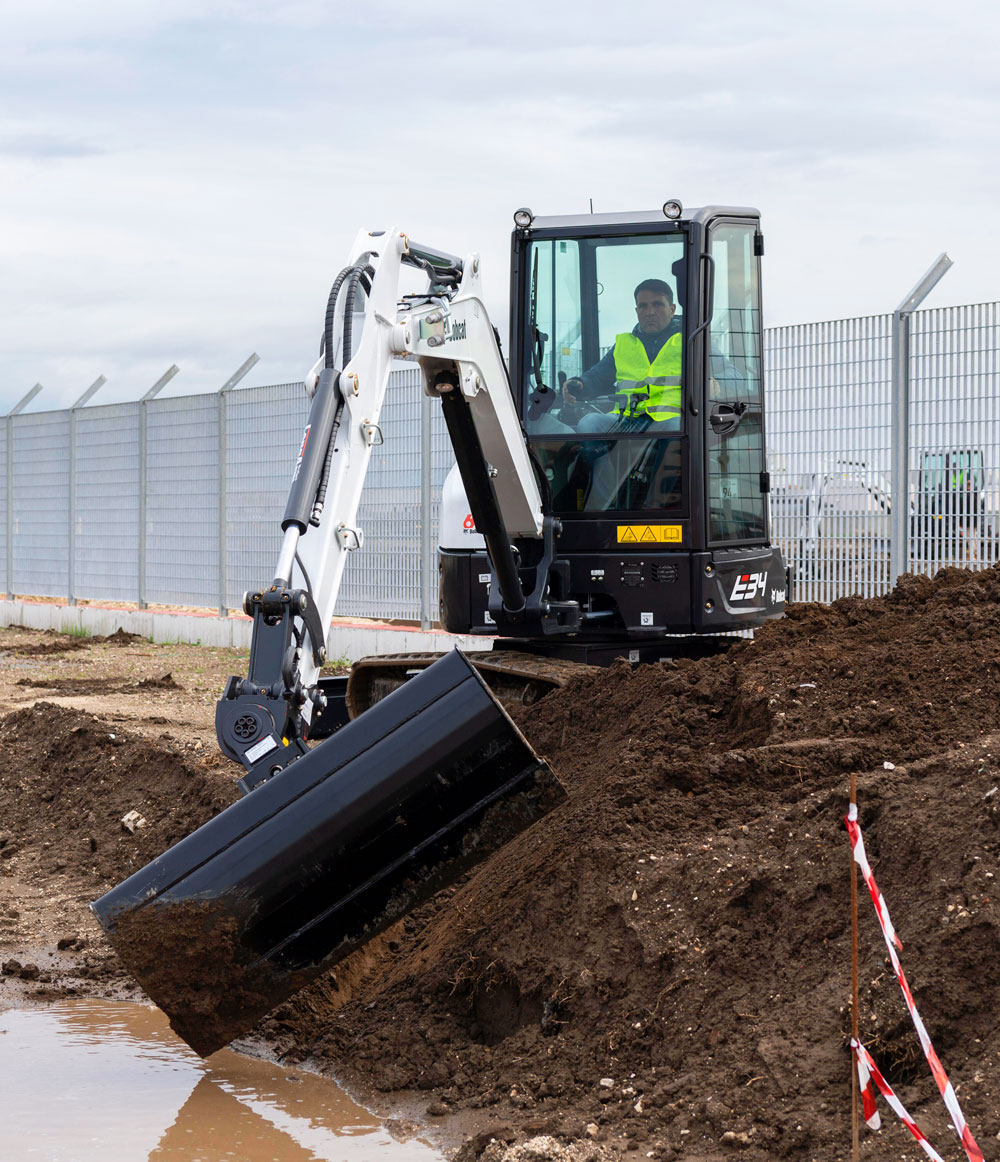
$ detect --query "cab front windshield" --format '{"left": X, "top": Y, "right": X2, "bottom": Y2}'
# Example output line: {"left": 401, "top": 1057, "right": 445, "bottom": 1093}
{"left": 523, "top": 232, "right": 686, "bottom": 515}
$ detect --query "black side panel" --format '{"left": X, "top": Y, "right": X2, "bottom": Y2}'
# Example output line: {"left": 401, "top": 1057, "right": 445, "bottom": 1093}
{"left": 439, "top": 549, "right": 493, "bottom": 634}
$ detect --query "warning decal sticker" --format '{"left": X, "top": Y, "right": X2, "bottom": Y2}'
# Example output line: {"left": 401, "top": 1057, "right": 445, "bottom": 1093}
{"left": 616, "top": 525, "right": 682, "bottom": 544}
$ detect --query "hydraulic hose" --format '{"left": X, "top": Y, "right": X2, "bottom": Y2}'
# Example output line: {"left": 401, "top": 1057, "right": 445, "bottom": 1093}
{"left": 320, "top": 256, "right": 374, "bottom": 367}
{"left": 322, "top": 267, "right": 354, "bottom": 369}
{"left": 310, "top": 254, "right": 374, "bottom": 524}
{"left": 341, "top": 256, "right": 375, "bottom": 365}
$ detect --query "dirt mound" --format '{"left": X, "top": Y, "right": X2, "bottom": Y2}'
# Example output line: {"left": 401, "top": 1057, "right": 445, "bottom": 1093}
{"left": 15, "top": 673, "right": 182, "bottom": 696}
{"left": 90, "top": 627, "right": 145, "bottom": 646}
{"left": 258, "top": 568, "right": 1000, "bottom": 1160}
{"left": 16, "top": 677, "right": 118, "bottom": 692}
{"left": 0, "top": 702, "right": 236, "bottom": 886}
{"left": 3, "top": 571, "right": 1000, "bottom": 1159}
{"left": 135, "top": 673, "right": 181, "bottom": 690}
{"left": 0, "top": 632, "right": 87, "bottom": 657}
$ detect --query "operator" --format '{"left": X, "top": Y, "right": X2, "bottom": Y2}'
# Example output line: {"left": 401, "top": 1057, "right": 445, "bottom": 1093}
{"left": 562, "top": 278, "right": 682, "bottom": 433}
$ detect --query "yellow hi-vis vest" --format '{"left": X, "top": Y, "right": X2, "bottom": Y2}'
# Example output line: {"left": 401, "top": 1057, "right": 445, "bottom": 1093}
{"left": 612, "top": 331, "right": 683, "bottom": 423}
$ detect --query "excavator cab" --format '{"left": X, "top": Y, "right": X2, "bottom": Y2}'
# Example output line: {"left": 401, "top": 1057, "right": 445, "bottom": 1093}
{"left": 438, "top": 204, "right": 786, "bottom": 663}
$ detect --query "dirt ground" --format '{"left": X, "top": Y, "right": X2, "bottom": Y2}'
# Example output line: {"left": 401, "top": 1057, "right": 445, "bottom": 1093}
{"left": 2, "top": 569, "right": 1000, "bottom": 1161}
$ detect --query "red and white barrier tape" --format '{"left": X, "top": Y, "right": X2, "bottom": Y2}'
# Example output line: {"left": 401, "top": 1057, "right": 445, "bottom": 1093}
{"left": 854, "top": 1040, "right": 881, "bottom": 1131}
{"left": 846, "top": 804, "right": 984, "bottom": 1162}
{"left": 852, "top": 1039, "right": 947, "bottom": 1162}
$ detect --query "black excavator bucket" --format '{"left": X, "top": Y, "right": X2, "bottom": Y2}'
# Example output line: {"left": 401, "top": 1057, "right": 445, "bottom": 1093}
{"left": 91, "top": 649, "right": 562, "bottom": 1057}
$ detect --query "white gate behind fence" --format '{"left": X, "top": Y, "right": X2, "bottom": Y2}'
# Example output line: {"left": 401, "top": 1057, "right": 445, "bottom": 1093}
{"left": 3, "top": 301, "right": 999, "bottom": 621}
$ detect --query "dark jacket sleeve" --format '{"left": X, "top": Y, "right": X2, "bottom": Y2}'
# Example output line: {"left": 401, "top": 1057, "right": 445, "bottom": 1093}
{"left": 576, "top": 348, "right": 618, "bottom": 398}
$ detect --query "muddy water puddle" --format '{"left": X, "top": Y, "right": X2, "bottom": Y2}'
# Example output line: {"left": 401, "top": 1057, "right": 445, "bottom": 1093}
{"left": 0, "top": 1000, "right": 442, "bottom": 1161}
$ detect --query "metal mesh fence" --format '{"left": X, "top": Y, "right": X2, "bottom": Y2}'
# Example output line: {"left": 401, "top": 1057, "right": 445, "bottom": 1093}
{"left": 2, "top": 304, "right": 999, "bottom": 616}
{"left": 766, "top": 301, "right": 1000, "bottom": 602}
{"left": 908, "top": 302, "right": 1000, "bottom": 571}
{"left": 73, "top": 403, "right": 140, "bottom": 601}
{"left": 145, "top": 394, "right": 221, "bottom": 607}
{"left": 224, "top": 383, "right": 307, "bottom": 610}
{"left": 12, "top": 411, "right": 71, "bottom": 597}
{"left": 0, "top": 422, "right": 8, "bottom": 596}
{"left": 766, "top": 314, "right": 893, "bottom": 603}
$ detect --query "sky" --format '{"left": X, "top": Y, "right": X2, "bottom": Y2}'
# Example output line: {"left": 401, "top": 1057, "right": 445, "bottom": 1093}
{"left": 1, "top": 0, "right": 998, "bottom": 413}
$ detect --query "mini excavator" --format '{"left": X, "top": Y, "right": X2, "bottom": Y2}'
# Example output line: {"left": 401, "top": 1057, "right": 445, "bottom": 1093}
{"left": 92, "top": 203, "right": 787, "bottom": 1055}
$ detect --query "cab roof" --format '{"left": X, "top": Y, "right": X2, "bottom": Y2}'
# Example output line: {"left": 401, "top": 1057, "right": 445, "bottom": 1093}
{"left": 520, "top": 205, "right": 760, "bottom": 231}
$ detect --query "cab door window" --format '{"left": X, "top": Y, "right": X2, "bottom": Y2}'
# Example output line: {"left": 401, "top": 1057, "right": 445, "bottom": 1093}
{"left": 706, "top": 223, "right": 766, "bottom": 542}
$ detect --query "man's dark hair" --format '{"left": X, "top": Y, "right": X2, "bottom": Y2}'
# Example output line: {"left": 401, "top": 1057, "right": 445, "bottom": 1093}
{"left": 634, "top": 278, "right": 674, "bottom": 304}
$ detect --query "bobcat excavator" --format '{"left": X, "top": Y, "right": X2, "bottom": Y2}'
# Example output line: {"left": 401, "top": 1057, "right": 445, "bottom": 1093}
{"left": 92, "top": 203, "right": 787, "bottom": 1056}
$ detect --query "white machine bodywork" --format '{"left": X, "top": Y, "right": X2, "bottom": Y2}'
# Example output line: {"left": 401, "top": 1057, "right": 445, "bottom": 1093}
{"left": 287, "top": 228, "right": 541, "bottom": 703}
{"left": 439, "top": 463, "right": 486, "bottom": 551}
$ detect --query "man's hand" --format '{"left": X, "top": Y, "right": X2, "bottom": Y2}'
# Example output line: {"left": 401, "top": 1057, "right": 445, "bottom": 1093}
{"left": 562, "top": 377, "right": 583, "bottom": 404}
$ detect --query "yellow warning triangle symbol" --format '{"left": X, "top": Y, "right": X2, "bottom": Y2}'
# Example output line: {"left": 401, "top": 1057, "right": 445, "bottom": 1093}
{"left": 620, "top": 526, "right": 638, "bottom": 542}
{"left": 638, "top": 526, "right": 657, "bottom": 542}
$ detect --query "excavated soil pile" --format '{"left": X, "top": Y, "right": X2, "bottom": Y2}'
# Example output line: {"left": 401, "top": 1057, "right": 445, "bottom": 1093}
{"left": 90, "top": 627, "right": 147, "bottom": 646}
{"left": 0, "top": 702, "right": 235, "bottom": 887}
{"left": 257, "top": 567, "right": 1000, "bottom": 1161}
{"left": 1, "top": 637, "right": 88, "bottom": 657}
{"left": 15, "top": 673, "right": 181, "bottom": 695}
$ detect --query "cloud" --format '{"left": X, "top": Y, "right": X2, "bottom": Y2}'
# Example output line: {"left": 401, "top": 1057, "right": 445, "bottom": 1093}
{"left": 0, "top": 0, "right": 998, "bottom": 410}
{"left": 0, "top": 134, "right": 107, "bottom": 160}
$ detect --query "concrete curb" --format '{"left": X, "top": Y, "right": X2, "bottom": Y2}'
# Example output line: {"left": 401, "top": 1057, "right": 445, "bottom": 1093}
{"left": 0, "top": 601, "right": 492, "bottom": 661}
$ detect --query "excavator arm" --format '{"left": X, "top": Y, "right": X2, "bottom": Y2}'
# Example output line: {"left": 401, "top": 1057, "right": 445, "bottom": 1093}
{"left": 214, "top": 228, "right": 573, "bottom": 792}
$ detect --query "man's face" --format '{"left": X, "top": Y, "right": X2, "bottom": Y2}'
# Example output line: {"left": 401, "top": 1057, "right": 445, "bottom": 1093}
{"left": 635, "top": 290, "right": 675, "bottom": 334}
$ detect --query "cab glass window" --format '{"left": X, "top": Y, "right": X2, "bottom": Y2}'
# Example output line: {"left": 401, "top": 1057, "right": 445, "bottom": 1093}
{"left": 707, "top": 223, "right": 765, "bottom": 542}
{"left": 523, "top": 232, "right": 686, "bottom": 515}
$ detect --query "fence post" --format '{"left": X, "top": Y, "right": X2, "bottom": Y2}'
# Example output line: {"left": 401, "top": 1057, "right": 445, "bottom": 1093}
{"left": 4, "top": 417, "right": 10, "bottom": 601}
{"left": 5, "top": 385, "right": 43, "bottom": 600}
{"left": 420, "top": 384, "right": 433, "bottom": 629}
{"left": 889, "top": 255, "right": 953, "bottom": 586}
{"left": 217, "top": 355, "right": 259, "bottom": 616}
{"left": 68, "top": 376, "right": 107, "bottom": 606}
{"left": 218, "top": 388, "right": 228, "bottom": 617}
{"left": 4, "top": 416, "right": 10, "bottom": 601}
{"left": 138, "top": 366, "right": 179, "bottom": 609}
